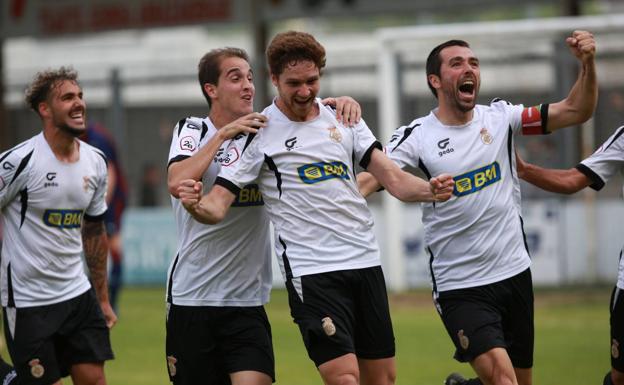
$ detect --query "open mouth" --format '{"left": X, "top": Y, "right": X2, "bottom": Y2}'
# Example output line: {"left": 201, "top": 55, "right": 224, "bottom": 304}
{"left": 458, "top": 80, "right": 475, "bottom": 94}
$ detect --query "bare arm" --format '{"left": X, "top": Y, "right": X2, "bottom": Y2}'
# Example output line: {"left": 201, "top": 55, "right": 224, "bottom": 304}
{"left": 357, "top": 171, "right": 382, "bottom": 198}
{"left": 82, "top": 219, "right": 117, "bottom": 328}
{"left": 547, "top": 30, "right": 598, "bottom": 132}
{"left": 365, "top": 148, "right": 454, "bottom": 202}
{"left": 167, "top": 113, "right": 266, "bottom": 197}
{"left": 321, "top": 96, "right": 362, "bottom": 126}
{"left": 516, "top": 151, "right": 591, "bottom": 194}
{"left": 105, "top": 163, "right": 116, "bottom": 204}
{"left": 178, "top": 180, "right": 237, "bottom": 224}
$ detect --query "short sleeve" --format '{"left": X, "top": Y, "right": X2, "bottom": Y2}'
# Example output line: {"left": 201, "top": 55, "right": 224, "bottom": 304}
{"left": 0, "top": 146, "right": 33, "bottom": 209}
{"left": 167, "top": 117, "right": 208, "bottom": 167}
{"left": 576, "top": 126, "right": 624, "bottom": 191}
{"left": 85, "top": 153, "right": 109, "bottom": 218}
{"left": 216, "top": 133, "right": 264, "bottom": 194}
{"left": 385, "top": 121, "right": 421, "bottom": 170}
{"left": 351, "top": 119, "right": 382, "bottom": 169}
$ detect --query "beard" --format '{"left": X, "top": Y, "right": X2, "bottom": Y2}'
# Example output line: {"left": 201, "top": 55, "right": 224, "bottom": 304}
{"left": 58, "top": 123, "right": 85, "bottom": 137}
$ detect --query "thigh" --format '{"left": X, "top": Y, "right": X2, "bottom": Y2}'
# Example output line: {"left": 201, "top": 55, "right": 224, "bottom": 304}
{"left": 436, "top": 286, "right": 506, "bottom": 363}
{"left": 504, "top": 269, "right": 534, "bottom": 369}
{"left": 217, "top": 306, "right": 275, "bottom": 382}
{"left": 3, "top": 305, "right": 63, "bottom": 385}
{"left": 353, "top": 266, "right": 395, "bottom": 360}
{"left": 611, "top": 286, "right": 624, "bottom": 372}
{"left": 165, "top": 305, "right": 228, "bottom": 385}
{"left": 285, "top": 271, "right": 357, "bottom": 367}
{"left": 58, "top": 289, "right": 114, "bottom": 372}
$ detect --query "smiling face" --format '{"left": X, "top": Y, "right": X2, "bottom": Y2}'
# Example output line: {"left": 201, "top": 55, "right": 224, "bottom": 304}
{"left": 271, "top": 59, "right": 320, "bottom": 122}
{"left": 430, "top": 45, "right": 480, "bottom": 113}
{"left": 205, "top": 56, "right": 255, "bottom": 120}
{"left": 40, "top": 80, "right": 86, "bottom": 137}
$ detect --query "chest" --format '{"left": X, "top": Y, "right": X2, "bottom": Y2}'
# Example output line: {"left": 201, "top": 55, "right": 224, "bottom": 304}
{"left": 27, "top": 161, "right": 98, "bottom": 210}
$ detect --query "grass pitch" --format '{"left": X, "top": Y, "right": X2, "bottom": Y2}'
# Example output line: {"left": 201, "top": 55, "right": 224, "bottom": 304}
{"left": 103, "top": 286, "right": 609, "bottom": 385}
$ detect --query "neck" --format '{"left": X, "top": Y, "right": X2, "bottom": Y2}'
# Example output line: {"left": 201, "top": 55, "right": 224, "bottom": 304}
{"left": 43, "top": 126, "right": 79, "bottom": 162}
{"left": 209, "top": 107, "right": 238, "bottom": 130}
{"left": 435, "top": 102, "right": 474, "bottom": 126}
{"left": 275, "top": 98, "right": 318, "bottom": 122}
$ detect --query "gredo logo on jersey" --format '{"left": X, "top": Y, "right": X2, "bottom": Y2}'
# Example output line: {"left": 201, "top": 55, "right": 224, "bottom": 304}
{"left": 43, "top": 209, "right": 84, "bottom": 229}
{"left": 298, "top": 162, "right": 350, "bottom": 184}
{"left": 453, "top": 162, "right": 501, "bottom": 197}
{"left": 232, "top": 184, "right": 264, "bottom": 207}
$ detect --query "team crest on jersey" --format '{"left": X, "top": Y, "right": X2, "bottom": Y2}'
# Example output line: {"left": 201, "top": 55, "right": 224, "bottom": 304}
{"left": 328, "top": 126, "right": 342, "bottom": 143}
{"left": 613, "top": 339, "right": 620, "bottom": 359}
{"left": 215, "top": 147, "right": 240, "bottom": 166}
{"left": 28, "top": 359, "right": 45, "bottom": 378}
{"left": 83, "top": 176, "right": 95, "bottom": 192}
{"left": 480, "top": 128, "right": 493, "bottom": 144}
{"left": 179, "top": 136, "right": 197, "bottom": 152}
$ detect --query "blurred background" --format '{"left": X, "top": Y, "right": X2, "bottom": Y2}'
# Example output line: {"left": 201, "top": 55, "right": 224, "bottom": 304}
{"left": 1, "top": 1, "right": 622, "bottom": 384}
{"left": 2, "top": 0, "right": 624, "bottom": 289}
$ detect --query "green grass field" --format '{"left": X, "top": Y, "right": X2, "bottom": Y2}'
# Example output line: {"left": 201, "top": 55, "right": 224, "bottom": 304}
{"left": 97, "top": 286, "right": 611, "bottom": 385}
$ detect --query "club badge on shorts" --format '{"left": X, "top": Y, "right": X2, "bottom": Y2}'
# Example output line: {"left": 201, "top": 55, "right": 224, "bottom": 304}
{"left": 328, "top": 126, "right": 342, "bottom": 143}
{"left": 28, "top": 359, "right": 44, "bottom": 379}
{"left": 612, "top": 339, "right": 620, "bottom": 359}
{"left": 457, "top": 329, "right": 470, "bottom": 350}
{"left": 480, "top": 128, "right": 493, "bottom": 144}
{"left": 322, "top": 317, "right": 336, "bottom": 336}
{"left": 167, "top": 356, "right": 178, "bottom": 377}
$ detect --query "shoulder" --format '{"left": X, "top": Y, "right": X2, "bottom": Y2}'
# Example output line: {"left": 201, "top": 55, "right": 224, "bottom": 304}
{"left": 80, "top": 140, "right": 108, "bottom": 168}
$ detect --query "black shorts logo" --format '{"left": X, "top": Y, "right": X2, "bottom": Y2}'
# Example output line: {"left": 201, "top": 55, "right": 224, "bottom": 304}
{"left": 457, "top": 329, "right": 470, "bottom": 350}
{"left": 613, "top": 339, "right": 620, "bottom": 359}
{"left": 29, "top": 359, "right": 45, "bottom": 379}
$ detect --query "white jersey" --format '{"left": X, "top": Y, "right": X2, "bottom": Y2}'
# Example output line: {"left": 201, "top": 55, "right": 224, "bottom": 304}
{"left": 0, "top": 132, "right": 107, "bottom": 307}
{"left": 217, "top": 99, "right": 382, "bottom": 280}
{"left": 387, "top": 100, "right": 550, "bottom": 292}
{"left": 577, "top": 125, "right": 624, "bottom": 290}
{"left": 167, "top": 116, "right": 272, "bottom": 307}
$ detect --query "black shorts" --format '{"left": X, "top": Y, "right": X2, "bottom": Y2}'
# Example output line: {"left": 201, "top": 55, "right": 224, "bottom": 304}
{"left": 435, "top": 268, "right": 534, "bottom": 368}
{"left": 3, "top": 288, "right": 113, "bottom": 385}
{"left": 610, "top": 286, "right": 624, "bottom": 371}
{"left": 285, "top": 265, "right": 395, "bottom": 367}
{"left": 165, "top": 304, "right": 275, "bottom": 385}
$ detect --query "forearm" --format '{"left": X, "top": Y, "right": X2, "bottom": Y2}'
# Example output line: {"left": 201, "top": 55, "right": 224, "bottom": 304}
{"left": 519, "top": 163, "right": 589, "bottom": 194}
{"left": 82, "top": 220, "right": 110, "bottom": 303}
{"left": 357, "top": 171, "right": 382, "bottom": 198}
{"left": 168, "top": 132, "right": 226, "bottom": 197}
{"left": 384, "top": 170, "right": 436, "bottom": 202}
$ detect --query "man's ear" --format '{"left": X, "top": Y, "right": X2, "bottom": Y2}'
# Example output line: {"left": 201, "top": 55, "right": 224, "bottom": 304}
{"left": 271, "top": 74, "right": 279, "bottom": 87}
{"left": 428, "top": 74, "right": 441, "bottom": 91}
{"left": 204, "top": 83, "right": 217, "bottom": 100}
{"left": 38, "top": 101, "right": 49, "bottom": 118}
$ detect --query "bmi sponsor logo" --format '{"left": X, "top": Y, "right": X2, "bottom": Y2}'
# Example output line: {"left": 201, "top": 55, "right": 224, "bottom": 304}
{"left": 43, "top": 209, "right": 83, "bottom": 229}
{"left": 453, "top": 162, "right": 501, "bottom": 197}
{"left": 232, "top": 184, "right": 264, "bottom": 207}
{"left": 298, "top": 161, "right": 350, "bottom": 184}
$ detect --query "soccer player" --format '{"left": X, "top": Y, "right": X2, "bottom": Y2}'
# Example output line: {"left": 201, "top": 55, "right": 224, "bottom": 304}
{"left": 358, "top": 31, "right": 597, "bottom": 385}
{"left": 0, "top": 67, "right": 116, "bottom": 384}
{"left": 165, "top": 46, "right": 368, "bottom": 385}
{"left": 178, "top": 31, "right": 453, "bottom": 385}
{"left": 515, "top": 126, "right": 624, "bottom": 385}
{"left": 81, "top": 121, "right": 128, "bottom": 312}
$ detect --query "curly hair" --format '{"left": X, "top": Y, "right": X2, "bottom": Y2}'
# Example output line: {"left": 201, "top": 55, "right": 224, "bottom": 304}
{"left": 198, "top": 47, "right": 250, "bottom": 107}
{"left": 25, "top": 66, "right": 79, "bottom": 114}
{"left": 266, "top": 31, "right": 326, "bottom": 77}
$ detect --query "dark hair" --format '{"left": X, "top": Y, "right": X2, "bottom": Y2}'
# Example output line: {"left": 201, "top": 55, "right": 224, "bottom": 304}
{"left": 266, "top": 31, "right": 326, "bottom": 77}
{"left": 425, "top": 39, "right": 470, "bottom": 98}
{"left": 198, "top": 47, "right": 250, "bottom": 107}
{"left": 25, "top": 66, "right": 79, "bottom": 115}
